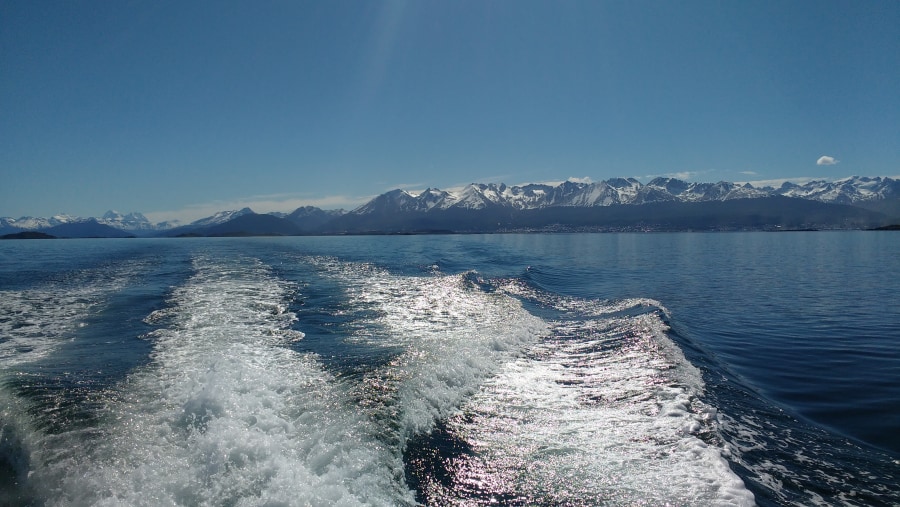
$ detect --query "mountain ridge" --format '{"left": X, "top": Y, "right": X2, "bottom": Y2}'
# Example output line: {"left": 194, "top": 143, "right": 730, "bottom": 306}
{"left": 2, "top": 175, "right": 898, "bottom": 236}
{"left": 348, "top": 175, "right": 897, "bottom": 215}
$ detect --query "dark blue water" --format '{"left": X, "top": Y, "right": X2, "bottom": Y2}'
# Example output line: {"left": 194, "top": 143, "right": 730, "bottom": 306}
{"left": 0, "top": 233, "right": 897, "bottom": 505}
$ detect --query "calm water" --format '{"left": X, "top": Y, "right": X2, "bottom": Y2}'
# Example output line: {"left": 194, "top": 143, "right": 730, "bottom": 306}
{"left": 0, "top": 233, "right": 897, "bottom": 506}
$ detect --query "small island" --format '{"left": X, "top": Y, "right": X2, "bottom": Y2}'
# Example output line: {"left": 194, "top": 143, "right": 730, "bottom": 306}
{"left": 1, "top": 231, "right": 57, "bottom": 240}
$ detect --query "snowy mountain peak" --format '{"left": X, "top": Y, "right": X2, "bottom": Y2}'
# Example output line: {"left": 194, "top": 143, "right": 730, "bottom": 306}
{"left": 0, "top": 214, "right": 80, "bottom": 230}
{"left": 353, "top": 189, "right": 425, "bottom": 214}
{"left": 778, "top": 176, "right": 898, "bottom": 204}
{"left": 99, "top": 210, "right": 155, "bottom": 230}
{"left": 189, "top": 208, "right": 255, "bottom": 227}
{"left": 455, "top": 183, "right": 506, "bottom": 209}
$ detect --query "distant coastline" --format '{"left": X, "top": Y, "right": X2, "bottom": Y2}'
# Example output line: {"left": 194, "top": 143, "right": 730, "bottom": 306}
{"left": 1, "top": 231, "right": 56, "bottom": 240}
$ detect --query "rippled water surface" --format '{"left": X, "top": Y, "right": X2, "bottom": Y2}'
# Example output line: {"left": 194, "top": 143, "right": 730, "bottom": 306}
{"left": 0, "top": 233, "right": 897, "bottom": 506}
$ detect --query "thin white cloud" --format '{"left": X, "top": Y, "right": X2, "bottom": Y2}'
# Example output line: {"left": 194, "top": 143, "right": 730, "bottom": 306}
{"left": 817, "top": 155, "right": 839, "bottom": 166}
{"left": 641, "top": 171, "right": 703, "bottom": 181}
{"left": 391, "top": 182, "right": 427, "bottom": 191}
{"left": 436, "top": 175, "right": 514, "bottom": 191}
{"left": 737, "top": 176, "right": 821, "bottom": 188}
{"left": 740, "top": 175, "right": 900, "bottom": 188}
{"left": 740, "top": 170, "right": 758, "bottom": 176}
{"left": 474, "top": 174, "right": 514, "bottom": 185}
{"left": 521, "top": 179, "right": 565, "bottom": 187}
{"left": 144, "top": 193, "right": 369, "bottom": 224}
{"left": 517, "top": 176, "right": 594, "bottom": 187}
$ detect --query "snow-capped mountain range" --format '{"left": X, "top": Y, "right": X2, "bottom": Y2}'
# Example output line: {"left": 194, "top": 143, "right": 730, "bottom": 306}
{"left": 352, "top": 175, "right": 898, "bottom": 214}
{"left": 2, "top": 176, "right": 898, "bottom": 235}
{"left": 0, "top": 207, "right": 253, "bottom": 233}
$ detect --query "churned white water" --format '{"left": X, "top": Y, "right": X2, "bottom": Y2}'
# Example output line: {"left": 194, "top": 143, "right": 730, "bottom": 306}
{"left": 0, "top": 260, "right": 146, "bottom": 367}
{"left": 314, "top": 260, "right": 754, "bottom": 505}
{"left": 4, "top": 249, "right": 756, "bottom": 506}
{"left": 32, "top": 254, "right": 415, "bottom": 506}
{"left": 321, "top": 261, "right": 548, "bottom": 440}
{"left": 411, "top": 287, "right": 755, "bottom": 506}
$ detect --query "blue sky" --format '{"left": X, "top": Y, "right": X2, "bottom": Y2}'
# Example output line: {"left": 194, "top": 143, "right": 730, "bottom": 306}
{"left": 2, "top": 1, "right": 898, "bottom": 222}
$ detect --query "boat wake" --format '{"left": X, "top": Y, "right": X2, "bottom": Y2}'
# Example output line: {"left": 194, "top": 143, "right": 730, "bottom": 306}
{"left": 1, "top": 252, "right": 755, "bottom": 505}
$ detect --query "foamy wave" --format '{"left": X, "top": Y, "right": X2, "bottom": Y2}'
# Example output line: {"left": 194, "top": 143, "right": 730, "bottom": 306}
{"left": 414, "top": 302, "right": 755, "bottom": 506}
{"left": 34, "top": 254, "right": 415, "bottom": 506}
{"left": 309, "top": 260, "right": 548, "bottom": 441}
{"left": 306, "top": 258, "right": 752, "bottom": 503}
{"left": 0, "top": 260, "right": 151, "bottom": 367}
{"left": 718, "top": 408, "right": 899, "bottom": 506}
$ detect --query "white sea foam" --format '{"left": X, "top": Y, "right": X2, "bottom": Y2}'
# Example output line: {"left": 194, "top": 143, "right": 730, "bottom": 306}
{"left": 309, "top": 259, "right": 753, "bottom": 503}
{"left": 310, "top": 260, "right": 548, "bottom": 440}
{"left": 32, "top": 254, "right": 415, "bottom": 507}
{"left": 417, "top": 300, "right": 756, "bottom": 506}
{"left": 11, "top": 252, "right": 757, "bottom": 505}
{"left": 0, "top": 261, "right": 148, "bottom": 367}
{"left": 718, "top": 409, "right": 899, "bottom": 506}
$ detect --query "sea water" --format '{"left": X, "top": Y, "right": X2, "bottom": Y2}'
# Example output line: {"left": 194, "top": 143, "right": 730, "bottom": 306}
{"left": 0, "top": 233, "right": 897, "bottom": 506}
